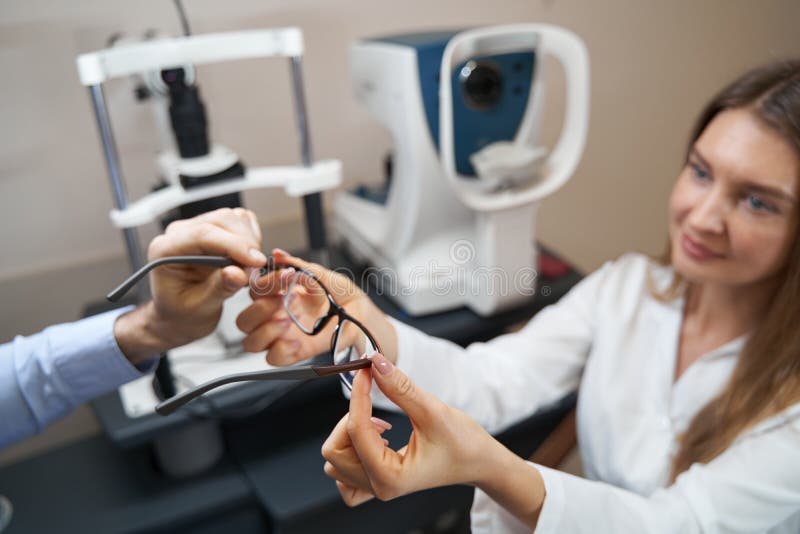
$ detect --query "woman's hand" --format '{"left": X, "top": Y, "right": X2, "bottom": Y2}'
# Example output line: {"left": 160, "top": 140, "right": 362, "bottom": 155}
{"left": 321, "top": 411, "right": 394, "bottom": 507}
{"left": 321, "top": 353, "right": 500, "bottom": 504}
{"left": 236, "top": 249, "right": 398, "bottom": 366}
{"left": 321, "top": 354, "right": 547, "bottom": 528}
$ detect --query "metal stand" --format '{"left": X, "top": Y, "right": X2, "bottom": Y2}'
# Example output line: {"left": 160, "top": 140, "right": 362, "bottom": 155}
{"left": 290, "top": 55, "right": 328, "bottom": 263}
{"left": 80, "top": 29, "right": 335, "bottom": 478}
{"left": 87, "top": 84, "right": 148, "bottom": 301}
{"left": 86, "top": 47, "right": 328, "bottom": 277}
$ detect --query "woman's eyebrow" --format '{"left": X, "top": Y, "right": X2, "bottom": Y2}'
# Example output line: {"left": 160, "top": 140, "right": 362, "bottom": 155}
{"left": 743, "top": 183, "right": 798, "bottom": 205}
{"left": 690, "top": 147, "right": 798, "bottom": 206}
{"left": 688, "top": 147, "right": 712, "bottom": 169}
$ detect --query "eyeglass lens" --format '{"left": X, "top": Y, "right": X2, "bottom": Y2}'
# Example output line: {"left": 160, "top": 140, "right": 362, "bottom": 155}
{"left": 283, "top": 270, "right": 329, "bottom": 334}
{"left": 283, "top": 270, "right": 377, "bottom": 387}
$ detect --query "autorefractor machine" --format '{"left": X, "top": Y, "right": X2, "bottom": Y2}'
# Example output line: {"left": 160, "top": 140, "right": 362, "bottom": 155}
{"left": 335, "top": 24, "right": 589, "bottom": 316}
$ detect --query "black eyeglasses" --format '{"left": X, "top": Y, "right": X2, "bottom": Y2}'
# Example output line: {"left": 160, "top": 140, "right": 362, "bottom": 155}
{"left": 107, "top": 255, "right": 380, "bottom": 416}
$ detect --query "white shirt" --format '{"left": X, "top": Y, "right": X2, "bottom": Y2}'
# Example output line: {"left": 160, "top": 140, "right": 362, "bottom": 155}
{"left": 378, "top": 253, "right": 800, "bottom": 533}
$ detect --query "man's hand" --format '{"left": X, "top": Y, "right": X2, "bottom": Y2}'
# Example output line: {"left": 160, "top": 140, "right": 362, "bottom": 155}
{"left": 114, "top": 208, "right": 266, "bottom": 364}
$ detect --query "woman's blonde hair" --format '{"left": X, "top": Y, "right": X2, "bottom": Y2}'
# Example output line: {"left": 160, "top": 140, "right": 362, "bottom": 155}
{"left": 648, "top": 59, "right": 800, "bottom": 481}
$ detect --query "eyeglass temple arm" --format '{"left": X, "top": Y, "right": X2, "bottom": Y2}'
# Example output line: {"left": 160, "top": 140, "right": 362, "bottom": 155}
{"left": 154, "top": 359, "right": 372, "bottom": 415}
{"left": 106, "top": 256, "right": 235, "bottom": 302}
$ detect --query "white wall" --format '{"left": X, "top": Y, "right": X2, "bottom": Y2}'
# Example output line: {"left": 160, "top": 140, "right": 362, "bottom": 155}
{"left": 1, "top": 0, "right": 799, "bottom": 461}
{"left": 3, "top": 0, "right": 799, "bottom": 282}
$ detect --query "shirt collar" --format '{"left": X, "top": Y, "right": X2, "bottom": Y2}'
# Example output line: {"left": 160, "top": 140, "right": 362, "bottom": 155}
{"left": 647, "top": 264, "right": 748, "bottom": 362}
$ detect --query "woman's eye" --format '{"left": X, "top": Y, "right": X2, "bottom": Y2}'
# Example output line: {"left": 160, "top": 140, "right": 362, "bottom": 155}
{"left": 690, "top": 163, "right": 709, "bottom": 181}
{"left": 746, "top": 194, "right": 778, "bottom": 214}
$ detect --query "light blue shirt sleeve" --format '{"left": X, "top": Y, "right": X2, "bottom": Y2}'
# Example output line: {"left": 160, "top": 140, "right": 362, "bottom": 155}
{"left": 0, "top": 306, "right": 157, "bottom": 449}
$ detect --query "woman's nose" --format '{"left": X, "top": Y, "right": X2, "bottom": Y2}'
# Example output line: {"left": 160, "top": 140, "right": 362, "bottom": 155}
{"left": 687, "top": 189, "right": 728, "bottom": 235}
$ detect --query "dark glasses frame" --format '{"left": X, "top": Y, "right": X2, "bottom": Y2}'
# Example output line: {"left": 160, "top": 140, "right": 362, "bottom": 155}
{"left": 278, "top": 263, "right": 383, "bottom": 362}
{"left": 107, "top": 255, "right": 379, "bottom": 416}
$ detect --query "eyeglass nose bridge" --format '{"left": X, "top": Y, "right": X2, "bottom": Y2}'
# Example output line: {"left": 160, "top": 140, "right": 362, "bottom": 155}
{"left": 311, "top": 310, "right": 341, "bottom": 334}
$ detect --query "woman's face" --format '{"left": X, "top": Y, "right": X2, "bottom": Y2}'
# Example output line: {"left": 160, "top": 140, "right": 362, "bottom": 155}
{"left": 669, "top": 107, "right": 799, "bottom": 288}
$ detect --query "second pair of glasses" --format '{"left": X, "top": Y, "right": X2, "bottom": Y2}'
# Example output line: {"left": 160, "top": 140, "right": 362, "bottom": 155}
{"left": 108, "top": 255, "right": 380, "bottom": 415}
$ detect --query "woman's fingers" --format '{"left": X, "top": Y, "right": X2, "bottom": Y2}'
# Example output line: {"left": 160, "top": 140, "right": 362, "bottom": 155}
{"left": 335, "top": 480, "right": 375, "bottom": 508}
{"left": 249, "top": 267, "right": 294, "bottom": 299}
{"left": 240, "top": 317, "right": 294, "bottom": 353}
{"left": 370, "top": 416, "right": 392, "bottom": 432}
{"left": 323, "top": 461, "right": 372, "bottom": 493}
{"left": 322, "top": 413, "right": 393, "bottom": 501}
{"left": 348, "top": 355, "right": 458, "bottom": 500}
{"left": 272, "top": 248, "right": 325, "bottom": 280}
{"left": 236, "top": 297, "right": 284, "bottom": 333}
{"left": 237, "top": 296, "right": 309, "bottom": 361}
{"left": 272, "top": 248, "right": 359, "bottom": 302}
{"left": 321, "top": 414, "right": 353, "bottom": 459}
{"left": 346, "top": 366, "right": 407, "bottom": 501}
{"left": 264, "top": 338, "right": 308, "bottom": 366}
{"left": 237, "top": 299, "right": 296, "bottom": 356}
{"left": 322, "top": 413, "right": 390, "bottom": 464}
{"left": 368, "top": 353, "right": 441, "bottom": 428}
{"left": 322, "top": 416, "right": 372, "bottom": 489}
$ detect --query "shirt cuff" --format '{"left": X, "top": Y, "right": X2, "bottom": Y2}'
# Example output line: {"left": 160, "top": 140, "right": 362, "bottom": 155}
{"left": 44, "top": 306, "right": 157, "bottom": 404}
{"left": 531, "top": 464, "right": 567, "bottom": 533}
{"left": 386, "top": 316, "right": 419, "bottom": 377}
{"left": 469, "top": 462, "right": 564, "bottom": 534}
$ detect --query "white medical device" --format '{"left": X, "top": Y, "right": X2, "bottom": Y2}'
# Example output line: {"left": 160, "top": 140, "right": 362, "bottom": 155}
{"left": 76, "top": 28, "right": 339, "bottom": 260}
{"left": 75, "top": 28, "right": 339, "bottom": 423}
{"left": 335, "top": 24, "right": 589, "bottom": 316}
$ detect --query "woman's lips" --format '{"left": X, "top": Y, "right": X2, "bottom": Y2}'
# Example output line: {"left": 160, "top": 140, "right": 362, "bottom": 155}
{"left": 681, "top": 233, "right": 722, "bottom": 261}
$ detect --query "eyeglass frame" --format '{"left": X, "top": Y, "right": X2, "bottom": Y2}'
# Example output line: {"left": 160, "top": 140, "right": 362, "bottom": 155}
{"left": 106, "top": 255, "right": 380, "bottom": 416}
{"left": 272, "top": 263, "right": 383, "bottom": 365}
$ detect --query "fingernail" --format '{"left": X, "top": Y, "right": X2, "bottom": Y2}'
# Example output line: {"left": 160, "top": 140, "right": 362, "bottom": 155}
{"left": 249, "top": 248, "right": 267, "bottom": 263}
{"left": 369, "top": 353, "right": 393, "bottom": 376}
{"left": 273, "top": 248, "right": 289, "bottom": 256}
{"left": 370, "top": 416, "right": 393, "bottom": 430}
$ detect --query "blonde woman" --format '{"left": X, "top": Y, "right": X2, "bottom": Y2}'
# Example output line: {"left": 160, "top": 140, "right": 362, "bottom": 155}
{"left": 237, "top": 60, "right": 800, "bottom": 533}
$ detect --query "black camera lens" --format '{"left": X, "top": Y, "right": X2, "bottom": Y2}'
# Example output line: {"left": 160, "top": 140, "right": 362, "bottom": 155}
{"left": 460, "top": 60, "right": 502, "bottom": 110}
{"left": 161, "top": 67, "right": 186, "bottom": 87}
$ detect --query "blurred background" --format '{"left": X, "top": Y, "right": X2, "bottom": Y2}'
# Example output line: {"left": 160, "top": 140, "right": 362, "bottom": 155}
{"left": 1, "top": 0, "right": 799, "bottom": 464}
